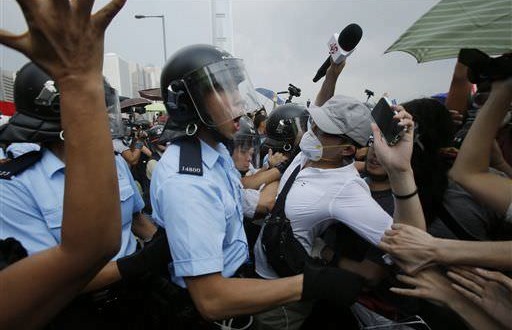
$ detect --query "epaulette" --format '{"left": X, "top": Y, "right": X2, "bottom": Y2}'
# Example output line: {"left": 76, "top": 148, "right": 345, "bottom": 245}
{"left": 174, "top": 137, "right": 203, "bottom": 176}
{"left": 0, "top": 150, "right": 43, "bottom": 180}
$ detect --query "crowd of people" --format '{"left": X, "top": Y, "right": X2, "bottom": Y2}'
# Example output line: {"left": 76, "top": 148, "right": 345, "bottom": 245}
{"left": 0, "top": 1, "right": 511, "bottom": 329}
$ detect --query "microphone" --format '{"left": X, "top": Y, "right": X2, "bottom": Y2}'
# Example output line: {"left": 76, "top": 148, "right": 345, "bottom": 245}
{"left": 312, "top": 23, "right": 363, "bottom": 83}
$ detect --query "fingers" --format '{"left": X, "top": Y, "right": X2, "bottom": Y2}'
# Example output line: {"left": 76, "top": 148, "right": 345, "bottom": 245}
{"left": 370, "top": 123, "right": 385, "bottom": 147}
{"left": 0, "top": 29, "right": 29, "bottom": 54}
{"left": 446, "top": 270, "right": 484, "bottom": 297}
{"left": 474, "top": 268, "right": 512, "bottom": 291}
{"left": 92, "top": 0, "right": 127, "bottom": 30}
{"left": 449, "top": 110, "right": 463, "bottom": 126}
{"left": 72, "top": 0, "right": 94, "bottom": 18}
{"left": 389, "top": 287, "right": 422, "bottom": 298}
{"left": 452, "top": 283, "right": 482, "bottom": 304}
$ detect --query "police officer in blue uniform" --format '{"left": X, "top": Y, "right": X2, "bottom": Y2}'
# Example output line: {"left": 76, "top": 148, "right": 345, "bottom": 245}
{"left": 0, "top": 62, "right": 171, "bottom": 329}
{"left": 151, "top": 44, "right": 365, "bottom": 328}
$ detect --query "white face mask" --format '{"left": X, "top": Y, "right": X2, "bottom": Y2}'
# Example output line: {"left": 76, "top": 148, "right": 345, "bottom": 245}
{"left": 299, "top": 129, "right": 323, "bottom": 161}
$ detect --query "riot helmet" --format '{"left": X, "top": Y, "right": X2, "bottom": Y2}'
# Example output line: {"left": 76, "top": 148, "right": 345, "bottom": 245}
{"left": 232, "top": 115, "right": 260, "bottom": 169}
{"left": 160, "top": 44, "right": 261, "bottom": 139}
{"left": 0, "top": 62, "right": 122, "bottom": 143}
{"left": 264, "top": 103, "right": 309, "bottom": 153}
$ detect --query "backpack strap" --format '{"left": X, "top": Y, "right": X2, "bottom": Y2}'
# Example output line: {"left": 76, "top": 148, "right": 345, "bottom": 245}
{"left": 0, "top": 150, "right": 43, "bottom": 180}
{"left": 271, "top": 165, "right": 301, "bottom": 217}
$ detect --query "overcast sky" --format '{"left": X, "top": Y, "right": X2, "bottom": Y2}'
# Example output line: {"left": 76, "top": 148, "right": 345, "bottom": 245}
{"left": 0, "top": 0, "right": 456, "bottom": 104}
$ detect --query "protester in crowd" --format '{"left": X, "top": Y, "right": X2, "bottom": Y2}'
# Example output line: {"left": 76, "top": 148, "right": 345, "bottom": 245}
{"left": 0, "top": 1, "right": 125, "bottom": 328}
{"left": 380, "top": 78, "right": 512, "bottom": 274}
{"left": 151, "top": 44, "right": 371, "bottom": 328}
{"left": 113, "top": 125, "right": 152, "bottom": 166}
{"left": 0, "top": 60, "right": 174, "bottom": 328}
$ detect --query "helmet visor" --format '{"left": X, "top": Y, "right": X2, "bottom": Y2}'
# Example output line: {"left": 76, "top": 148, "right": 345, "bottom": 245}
{"left": 183, "top": 58, "right": 262, "bottom": 127}
{"left": 105, "top": 84, "right": 124, "bottom": 139}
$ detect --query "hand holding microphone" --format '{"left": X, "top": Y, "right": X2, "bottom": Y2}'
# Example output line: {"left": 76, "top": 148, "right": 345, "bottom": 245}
{"left": 313, "top": 23, "right": 363, "bottom": 83}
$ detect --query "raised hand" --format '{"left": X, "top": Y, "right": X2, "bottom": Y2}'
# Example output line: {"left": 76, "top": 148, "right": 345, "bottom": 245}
{"left": 370, "top": 105, "right": 414, "bottom": 175}
{"left": 0, "top": 0, "right": 126, "bottom": 82}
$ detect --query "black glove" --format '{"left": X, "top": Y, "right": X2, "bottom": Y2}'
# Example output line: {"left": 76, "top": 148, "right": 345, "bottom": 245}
{"left": 117, "top": 226, "right": 172, "bottom": 281}
{"left": 0, "top": 237, "right": 28, "bottom": 271}
{"left": 301, "top": 261, "right": 364, "bottom": 306}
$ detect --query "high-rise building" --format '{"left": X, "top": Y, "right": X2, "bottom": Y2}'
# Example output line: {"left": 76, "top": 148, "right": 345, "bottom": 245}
{"left": 103, "top": 53, "right": 132, "bottom": 97}
{"left": 211, "top": 0, "right": 234, "bottom": 55}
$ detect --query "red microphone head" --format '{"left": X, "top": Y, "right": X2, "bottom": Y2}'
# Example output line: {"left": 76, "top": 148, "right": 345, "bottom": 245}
{"left": 338, "top": 23, "right": 363, "bottom": 52}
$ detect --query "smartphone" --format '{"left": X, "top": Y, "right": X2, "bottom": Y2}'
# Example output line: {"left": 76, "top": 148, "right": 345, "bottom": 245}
{"left": 371, "top": 97, "right": 404, "bottom": 146}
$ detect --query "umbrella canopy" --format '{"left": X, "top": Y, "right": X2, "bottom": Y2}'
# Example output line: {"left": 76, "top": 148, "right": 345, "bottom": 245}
{"left": 145, "top": 102, "right": 166, "bottom": 112}
{"left": 120, "top": 97, "right": 151, "bottom": 111}
{"left": 138, "top": 88, "right": 163, "bottom": 101}
{"left": 385, "top": 0, "right": 512, "bottom": 63}
{"left": 255, "top": 87, "right": 284, "bottom": 112}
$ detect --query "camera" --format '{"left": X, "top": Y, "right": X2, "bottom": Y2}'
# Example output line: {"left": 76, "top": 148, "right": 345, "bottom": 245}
{"left": 287, "top": 84, "right": 301, "bottom": 98}
{"left": 459, "top": 49, "right": 512, "bottom": 84}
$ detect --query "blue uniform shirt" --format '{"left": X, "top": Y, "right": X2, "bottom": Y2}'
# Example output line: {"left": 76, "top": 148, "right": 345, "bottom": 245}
{"left": 151, "top": 139, "right": 249, "bottom": 288}
{"left": 0, "top": 149, "right": 143, "bottom": 260}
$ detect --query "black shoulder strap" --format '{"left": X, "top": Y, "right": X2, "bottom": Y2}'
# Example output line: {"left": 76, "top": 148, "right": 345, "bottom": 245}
{"left": 271, "top": 165, "right": 301, "bottom": 217}
{"left": 0, "top": 150, "right": 43, "bottom": 180}
{"left": 174, "top": 138, "right": 203, "bottom": 176}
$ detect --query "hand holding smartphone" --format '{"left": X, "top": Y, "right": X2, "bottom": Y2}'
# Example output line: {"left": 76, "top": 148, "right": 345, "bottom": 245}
{"left": 371, "top": 97, "right": 405, "bottom": 146}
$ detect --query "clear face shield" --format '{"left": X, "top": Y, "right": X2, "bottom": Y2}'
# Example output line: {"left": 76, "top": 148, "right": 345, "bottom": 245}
{"left": 104, "top": 83, "right": 124, "bottom": 139}
{"left": 182, "top": 58, "right": 262, "bottom": 127}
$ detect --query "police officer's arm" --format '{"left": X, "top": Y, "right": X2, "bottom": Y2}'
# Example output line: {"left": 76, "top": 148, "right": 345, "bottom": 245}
{"left": 185, "top": 273, "right": 303, "bottom": 320}
{"left": 314, "top": 59, "right": 346, "bottom": 107}
{"left": 0, "top": 1, "right": 125, "bottom": 329}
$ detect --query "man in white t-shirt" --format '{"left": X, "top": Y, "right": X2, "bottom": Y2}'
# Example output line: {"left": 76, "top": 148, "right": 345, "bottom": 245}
{"left": 254, "top": 94, "right": 393, "bottom": 280}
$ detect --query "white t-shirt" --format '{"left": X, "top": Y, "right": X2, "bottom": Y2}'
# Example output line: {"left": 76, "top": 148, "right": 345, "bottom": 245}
{"left": 254, "top": 152, "right": 393, "bottom": 279}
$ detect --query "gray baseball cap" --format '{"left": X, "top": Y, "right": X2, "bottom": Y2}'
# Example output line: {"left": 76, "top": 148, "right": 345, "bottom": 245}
{"left": 308, "top": 94, "right": 372, "bottom": 146}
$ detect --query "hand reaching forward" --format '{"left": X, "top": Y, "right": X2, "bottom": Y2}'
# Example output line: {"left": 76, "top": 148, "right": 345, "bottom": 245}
{"left": 0, "top": 0, "right": 126, "bottom": 82}
{"left": 448, "top": 267, "right": 512, "bottom": 329}
{"left": 379, "top": 224, "right": 438, "bottom": 274}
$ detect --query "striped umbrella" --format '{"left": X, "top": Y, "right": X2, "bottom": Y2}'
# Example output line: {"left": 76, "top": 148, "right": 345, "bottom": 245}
{"left": 385, "top": 0, "right": 512, "bottom": 63}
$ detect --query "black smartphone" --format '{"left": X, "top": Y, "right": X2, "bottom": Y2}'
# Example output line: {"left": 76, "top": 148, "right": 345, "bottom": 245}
{"left": 371, "top": 97, "right": 403, "bottom": 145}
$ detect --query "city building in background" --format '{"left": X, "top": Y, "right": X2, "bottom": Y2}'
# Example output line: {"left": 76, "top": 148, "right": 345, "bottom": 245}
{"left": 103, "top": 53, "right": 162, "bottom": 98}
{"left": 211, "top": 0, "right": 234, "bottom": 55}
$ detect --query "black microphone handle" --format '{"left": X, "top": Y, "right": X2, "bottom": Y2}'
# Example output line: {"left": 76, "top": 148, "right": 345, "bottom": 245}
{"left": 312, "top": 57, "right": 331, "bottom": 83}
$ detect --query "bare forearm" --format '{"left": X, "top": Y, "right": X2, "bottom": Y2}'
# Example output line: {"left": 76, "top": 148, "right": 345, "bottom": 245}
{"left": 389, "top": 170, "right": 426, "bottom": 230}
{"left": 445, "top": 62, "right": 472, "bottom": 116}
{"left": 451, "top": 88, "right": 512, "bottom": 179}
{"left": 241, "top": 168, "right": 280, "bottom": 189}
{"left": 435, "top": 239, "right": 512, "bottom": 270}
{"left": 448, "top": 296, "right": 505, "bottom": 330}
{"left": 131, "top": 213, "right": 157, "bottom": 240}
{"left": 82, "top": 261, "right": 122, "bottom": 293}
{"left": 59, "top": 76, "right": 121, "bottom": 260}
{"left": 188, "top": 275, "right": 303, "bottom": 320}
{"left": 315, "top": 73, "right": 339, "bottom": 107}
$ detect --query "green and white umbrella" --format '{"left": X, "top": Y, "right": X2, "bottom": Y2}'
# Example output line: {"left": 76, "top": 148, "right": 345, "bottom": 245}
{"left": 385, "top": 0, "right": 512, "bottom": 63}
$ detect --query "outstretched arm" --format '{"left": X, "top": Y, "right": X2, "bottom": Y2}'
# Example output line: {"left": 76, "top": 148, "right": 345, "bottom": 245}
{"left": 449, "top": 78, "right": 512, "bottom": 215}
{"left": 0, "top": 1, "right": 126, "bottom": 328}
{"left": 314, "top": 59, "right": 346, "bottom": 107}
